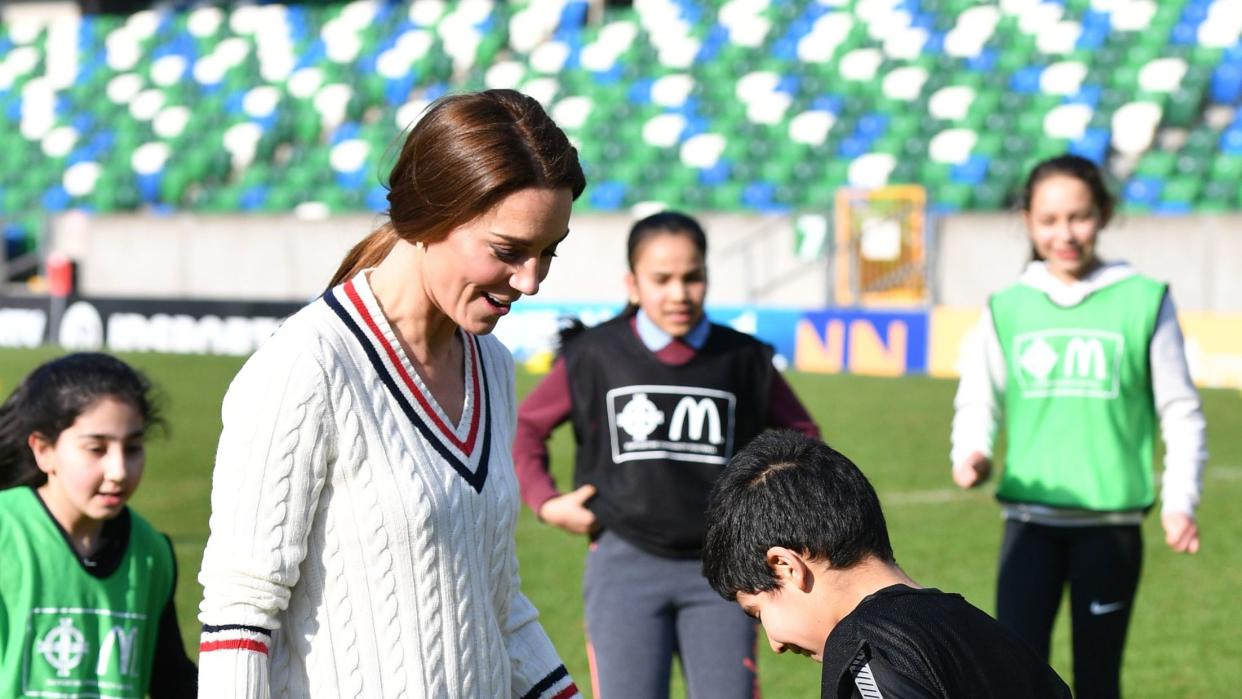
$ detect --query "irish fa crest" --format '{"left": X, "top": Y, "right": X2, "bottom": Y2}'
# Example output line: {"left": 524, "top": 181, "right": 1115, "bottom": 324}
{"left": 615, "top": 393, "right": 665, "bottom": 441}
{"left": 37, "top": 617, "right": 88, "bottom": 677}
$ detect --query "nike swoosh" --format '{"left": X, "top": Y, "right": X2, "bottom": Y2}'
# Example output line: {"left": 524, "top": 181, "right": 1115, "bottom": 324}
{"left": 1090, "top": 600, "right": 1125, "bottom": 615}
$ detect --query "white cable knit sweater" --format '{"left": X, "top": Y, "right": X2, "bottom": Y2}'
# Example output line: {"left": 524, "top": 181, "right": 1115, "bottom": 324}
{"left": 197, "top": 272, "right": 579, "bottom": 699}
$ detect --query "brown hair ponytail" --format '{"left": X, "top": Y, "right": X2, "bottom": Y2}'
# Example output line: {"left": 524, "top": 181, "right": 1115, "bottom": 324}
{"left": 328, "top": 89, "right": 586, "bottom": 288}
{"left": 329, "top": 225, "right": 399, "bottom": 289}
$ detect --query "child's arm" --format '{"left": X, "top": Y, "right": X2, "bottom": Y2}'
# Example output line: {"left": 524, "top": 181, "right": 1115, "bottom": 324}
{"left": 766, "top": 370, "right": 820, "bottom": 438}
{"left": 513, "top": 357, "right": 574, "bottom": 514}
{"left": 513, "top": 356, "right": 598, "bottom": 535}
{"left": 196, "top": 340, "right": 335, "bottom": 698}
{"left": 1149, "top": 292, "right": 1207, "bottom": 552}
{"left": 949, "top": 306, "right": 1006, "bottom": 487}
{"left": 148, "top": 536, "right": 197, "bottom": 698}
{"left": 833, "top": 653, "right": 942, "bottom": 698}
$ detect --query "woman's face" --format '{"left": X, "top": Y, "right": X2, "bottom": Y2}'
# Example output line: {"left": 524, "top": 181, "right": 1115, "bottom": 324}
{"left": 625, "top": 232, "right": 708, "bottom": 338}
{"left": 31, "top": 396, "right": 146, "bottom": 533}
{"left": 421, "top": 187, "right": 573, "bottom": 336}
{"left": 1024, "top": 174, "right": 1103, "bottom": 283}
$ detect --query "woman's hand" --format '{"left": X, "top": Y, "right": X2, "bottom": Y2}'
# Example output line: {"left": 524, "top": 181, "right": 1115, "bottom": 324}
{"left": 538, "top": 485, "right": 599, "bottom": 535}
{"left": 1162, "top": 512, "right": 1200, "bottom": 554}
{"left": 952, "top": 452, "right": 992, "bottom": 489}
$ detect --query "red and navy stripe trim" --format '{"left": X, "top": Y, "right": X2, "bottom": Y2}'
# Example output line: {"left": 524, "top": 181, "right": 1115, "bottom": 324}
{"left": 323, "top": 281, "right": 491, "bottom": 493}
{"left": 341, "top": 279, "right": 483, "bottom": 452}
{"left": 521, "top": 665, "right": 578, "bottom": 699}
{"left": 200, "top": 623, "right": 271, "bottom": 656}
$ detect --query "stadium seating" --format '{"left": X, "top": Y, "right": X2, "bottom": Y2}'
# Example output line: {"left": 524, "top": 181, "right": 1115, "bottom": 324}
{"left": 1, "top": 0, "right": 1240, "bottom": 258}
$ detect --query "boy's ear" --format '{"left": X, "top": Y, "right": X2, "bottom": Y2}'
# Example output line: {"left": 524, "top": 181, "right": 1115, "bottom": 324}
{"left": 765, "top": 546, "right": 814, "bottom": 593}
{"left": 27, "top": 432, "right": 57, "bottom": 475}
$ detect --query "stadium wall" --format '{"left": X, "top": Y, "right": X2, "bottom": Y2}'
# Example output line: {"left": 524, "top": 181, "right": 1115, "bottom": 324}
{"left": 2, "top": 212, "right": 1237, "bottom": 389}
{"left": 936, "top": 213, "right": 1242, "bottom": 313}
{"left": 51, "top": 210, "right": 1242, "bottom": 311}
{"left": 50, "top": 211, "right": 827, "bottom": 307}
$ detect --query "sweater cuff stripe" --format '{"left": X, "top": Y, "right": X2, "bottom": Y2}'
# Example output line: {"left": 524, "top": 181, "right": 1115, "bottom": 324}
{"left": 201, "top": 623, "right": 271, "bottom": 636}
{"left": 521, "top": 665, "right": 576, "bottom": 699}
{"left": 200, "top": 639, "right": 269, "bottom": 655}
{"left": 200, "top": 626, "right": 272, "bottom": 656}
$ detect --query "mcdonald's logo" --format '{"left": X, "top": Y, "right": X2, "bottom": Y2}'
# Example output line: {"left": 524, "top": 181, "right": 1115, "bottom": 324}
{"left": 1014, "top": 330, "right": 1124, "bottom": 399}
{"left": 669, "top": 397, "right": 724, "bottom": 445}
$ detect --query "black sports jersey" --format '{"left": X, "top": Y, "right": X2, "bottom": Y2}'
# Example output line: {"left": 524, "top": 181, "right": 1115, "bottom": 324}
{"left": 562, "top": 314, "right": 773, "bottom": 558}
{"left": 821, "top": 585, "right": 1071, "bottom": 699}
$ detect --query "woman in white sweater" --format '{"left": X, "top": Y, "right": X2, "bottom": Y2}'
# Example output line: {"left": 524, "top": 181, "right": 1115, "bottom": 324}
{"left": 196, "top": 89, "right": 586, "bottom": 699}
{"left": 950, "top": 154, "right": 1206, "bottom": 699}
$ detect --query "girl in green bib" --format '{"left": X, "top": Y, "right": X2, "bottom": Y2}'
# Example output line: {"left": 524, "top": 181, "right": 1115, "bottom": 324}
{"left": 0, "top": 353, "right": 196, "bottom": 698}
{"left": 949, "top": 155, "right": 1206, "bottom": 699}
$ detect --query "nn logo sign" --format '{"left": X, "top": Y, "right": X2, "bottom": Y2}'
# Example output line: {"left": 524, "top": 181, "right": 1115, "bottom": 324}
{"left": 606, "top": 385, "right": 737, "bottom": 465}
{"left": 1013, "top": 330, "right": 1124, "bottom": 398}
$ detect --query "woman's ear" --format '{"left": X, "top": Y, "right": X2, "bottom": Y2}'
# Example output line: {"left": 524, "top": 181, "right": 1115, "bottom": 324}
{"left": 27, "top": 432, "right": 57, "bottom": 476}
{"left": 765, "top": 546, "right": 814, "bottom": 593}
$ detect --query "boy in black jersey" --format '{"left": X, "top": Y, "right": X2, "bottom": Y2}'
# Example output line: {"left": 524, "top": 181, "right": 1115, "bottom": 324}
{"left": 702, "top": 431, "right": 1071, "bottom": 698}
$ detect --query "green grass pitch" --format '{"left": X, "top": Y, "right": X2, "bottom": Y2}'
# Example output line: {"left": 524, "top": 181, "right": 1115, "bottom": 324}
{"left": 2, "top": 347, "right": 1239, "bottom": 697}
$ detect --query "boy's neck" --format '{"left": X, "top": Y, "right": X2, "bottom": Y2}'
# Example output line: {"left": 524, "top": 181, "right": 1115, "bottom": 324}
{"left": 815, "top": 556, "right": 921, "bottom": 628}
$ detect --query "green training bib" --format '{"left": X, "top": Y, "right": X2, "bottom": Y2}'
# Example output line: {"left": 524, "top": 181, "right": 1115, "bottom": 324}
{"left": 0, "top": 488, "right": 173, "bottom": 698}
{"left": 990, "top": 275, "right": 1166, "bottom": 511}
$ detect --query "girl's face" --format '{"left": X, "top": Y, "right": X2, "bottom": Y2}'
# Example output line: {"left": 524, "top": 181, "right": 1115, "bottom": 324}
{"left": 1024, "top": 174, "right": 1103, "bottom": 283}
{"left": 625, "top": 232, "right": 708, "bottom": 338}
{"left": 31, "top": 396, "right": 146, "bottom": 533}
{"left": 420, "top": 187, "right": 573, "bottom": 336}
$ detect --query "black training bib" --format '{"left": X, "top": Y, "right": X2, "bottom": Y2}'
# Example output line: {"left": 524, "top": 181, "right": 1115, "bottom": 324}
{"left": 563, "top": 314, "right": 773, "bottom": 558}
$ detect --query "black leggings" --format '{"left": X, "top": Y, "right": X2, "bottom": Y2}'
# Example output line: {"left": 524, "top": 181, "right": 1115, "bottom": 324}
{"left": 996, "top": 520, "right": 1143, "bottom": 699}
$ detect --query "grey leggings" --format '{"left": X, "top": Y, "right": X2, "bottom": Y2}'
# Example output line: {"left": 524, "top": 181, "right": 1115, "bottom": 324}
{"left": 583, "top": 531, "right": 758, "bottom": 699}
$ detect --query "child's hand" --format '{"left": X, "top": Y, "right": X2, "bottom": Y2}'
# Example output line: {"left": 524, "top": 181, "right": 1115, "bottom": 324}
{"left": 538, "top": 485, "right": 599, "bottom": 536}
{"left": 1161, "top": 512, "right": 1200, "bottom": 554}
{"left": 952, "top": 452, "right": 991, "bottom": 489}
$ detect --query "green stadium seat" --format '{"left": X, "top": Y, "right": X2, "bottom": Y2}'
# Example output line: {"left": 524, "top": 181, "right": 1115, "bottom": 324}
{"left": 0, "top": 0, "right": 1240, "bottom": 258}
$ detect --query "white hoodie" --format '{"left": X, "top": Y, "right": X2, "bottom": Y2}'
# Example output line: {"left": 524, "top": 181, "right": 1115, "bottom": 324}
{"left": 950, "top": 260, "right": 1207, "bottom": 520}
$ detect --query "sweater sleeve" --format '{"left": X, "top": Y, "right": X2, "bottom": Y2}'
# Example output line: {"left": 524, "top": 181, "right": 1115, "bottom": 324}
{"left": 498, "top": 352, "right": 581, "bottom": 699}
{"left": 504, "top": 569, "right": 581, "bottom": 699}
{"left": 1149, "top": 293, "right": 1208, "bottom": 517}
{"left": 949, "top": 306, "right": 1007, "bottom": 468}
{"left": 766, "top": 370, "right": 820, "bottom": 438}
{"left": 196, "top": 337, "right": 336, "bottom": 698}
{"left": 513, "top": 358, "right": 574, "bottom": 515}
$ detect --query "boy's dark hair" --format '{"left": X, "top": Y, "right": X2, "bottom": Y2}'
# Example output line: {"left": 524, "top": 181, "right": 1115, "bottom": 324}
{"left": 702, "top": 430, "right": 894, "bottom": 600}
{"left": 0, "top": 352, "right": 163, "bottom": 489}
